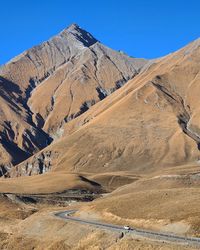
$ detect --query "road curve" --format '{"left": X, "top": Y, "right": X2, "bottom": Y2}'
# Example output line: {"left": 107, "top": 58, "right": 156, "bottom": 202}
{"left": 54, "top": 210, "right": 200, "bottom": 247}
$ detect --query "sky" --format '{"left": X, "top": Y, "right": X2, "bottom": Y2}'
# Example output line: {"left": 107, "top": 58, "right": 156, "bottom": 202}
{"left": 0, "top": 0, "right": 200, "bottom": 64}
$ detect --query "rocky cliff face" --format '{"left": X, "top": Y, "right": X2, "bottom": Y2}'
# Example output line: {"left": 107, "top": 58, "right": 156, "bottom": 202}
{"left": 0, "top": 24, "right": 148, "bottom": 175}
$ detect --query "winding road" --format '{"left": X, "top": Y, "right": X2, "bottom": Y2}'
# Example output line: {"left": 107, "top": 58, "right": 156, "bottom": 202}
{"left": 54, "top": 210, "right": 200, "bottom": 247}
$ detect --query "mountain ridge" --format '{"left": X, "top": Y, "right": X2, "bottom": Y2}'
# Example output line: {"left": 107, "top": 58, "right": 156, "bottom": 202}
{"left": 9, "top": 36, "right": 200, "bottom": 177}
{"left": 0, "top": 24, "right": 148, "bottom": 175}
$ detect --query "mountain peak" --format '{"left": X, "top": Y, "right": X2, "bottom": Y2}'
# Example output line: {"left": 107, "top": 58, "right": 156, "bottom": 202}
{"left": 67, "top": 23, "right": 81, "bottom": 31}
{"left": 60, "top": 23, "right": 98, "bottom": 47}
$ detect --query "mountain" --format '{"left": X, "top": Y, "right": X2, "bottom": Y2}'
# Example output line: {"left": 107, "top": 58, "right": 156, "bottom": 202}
{"left": 10, "top": 38, "right": 200, "bottom": 177}
{"left": 0, "top": 24, "right": 148, "bottom": 175}
{"left": 1, "top": 27, "right": 200, "bottom": 247}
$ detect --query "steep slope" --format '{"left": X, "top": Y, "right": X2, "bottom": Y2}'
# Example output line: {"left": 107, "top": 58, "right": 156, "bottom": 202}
{"left": 0, "top": 24, "right": 148, "bottom": 174}
{"left": 0, "top": 76, "right": 51, "bottom": 173}
{"left": 11, "top": 38, "right": 200, "bottom": 177}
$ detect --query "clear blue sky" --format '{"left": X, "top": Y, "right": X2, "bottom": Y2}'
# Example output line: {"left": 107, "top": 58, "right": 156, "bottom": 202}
{"left": 1, "top": 0, "right": 200, "bottom": 64}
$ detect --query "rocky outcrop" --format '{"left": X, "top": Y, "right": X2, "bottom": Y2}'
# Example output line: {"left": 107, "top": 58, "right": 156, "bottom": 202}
{"left": 11, "top": 151, "right": 59, "bottom": 177}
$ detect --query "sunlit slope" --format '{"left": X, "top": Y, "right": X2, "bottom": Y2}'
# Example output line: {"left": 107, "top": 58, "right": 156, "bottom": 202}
{"left": 12, "top": 38, "right": 200, "bottom": 176}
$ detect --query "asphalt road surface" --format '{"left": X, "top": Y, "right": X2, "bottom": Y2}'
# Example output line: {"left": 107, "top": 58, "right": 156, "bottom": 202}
{"left": 54, "top": 210, "right": 200, "bottom": 247}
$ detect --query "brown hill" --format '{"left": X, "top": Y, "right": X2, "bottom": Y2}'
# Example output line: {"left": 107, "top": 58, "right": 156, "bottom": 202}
{"left": 0, "top": 24, "right": 148, "bottom": 175}
{"left": 11, "top": 38, "right": 200, "bottom": 177}
{"left": 1, "top": 30, "right": 200, "bottom": 248}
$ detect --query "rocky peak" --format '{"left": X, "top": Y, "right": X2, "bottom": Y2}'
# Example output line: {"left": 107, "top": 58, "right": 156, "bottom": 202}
{"left": 60, "top": 23, "right": 98, "bottom": 47}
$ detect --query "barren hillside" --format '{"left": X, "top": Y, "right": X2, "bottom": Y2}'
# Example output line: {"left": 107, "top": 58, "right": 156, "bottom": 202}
{"left": 0, "top": 24, "right": 147, "bottom": 175}
{"left": 11, "top": 38, "right": 200, "bottom": 177}
{"left": 1, "top": 26, "right": 200, "bottom": 249}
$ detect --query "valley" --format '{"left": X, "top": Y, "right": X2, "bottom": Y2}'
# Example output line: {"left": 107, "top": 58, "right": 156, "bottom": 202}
{"left": 0, "top": 24, "right": 200, "bottom": 249}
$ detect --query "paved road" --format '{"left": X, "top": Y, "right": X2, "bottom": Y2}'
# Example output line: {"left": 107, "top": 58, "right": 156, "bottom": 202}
{"left": 54, "top": 210, "right": 200, "bottom": 247}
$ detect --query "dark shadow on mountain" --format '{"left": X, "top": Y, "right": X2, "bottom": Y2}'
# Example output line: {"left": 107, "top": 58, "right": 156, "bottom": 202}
{"left": 0, "top": 137, "right": 31, "bottom": 166}
{"left": 96, "top": 87, "right": 107, "bottom": 100}
{"left": 0, "top": 76, "right": 23, "bottom": 113}
{"left": 79, "top": 175, "right": 101, "bottom": 187}
{"left": 0, "top": 76, "right": 22, "bottom": 95}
